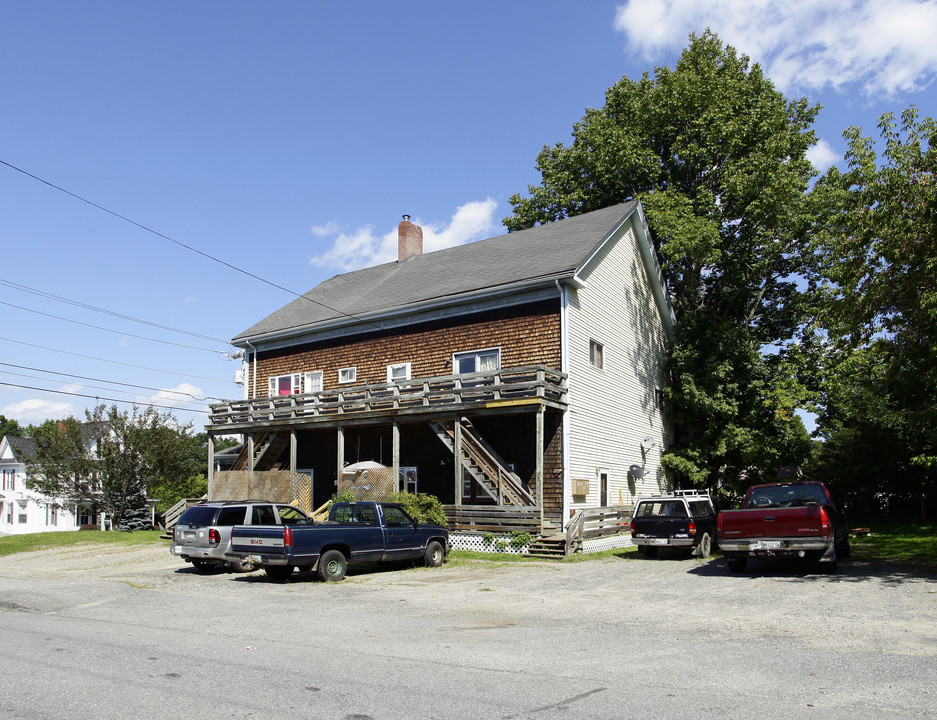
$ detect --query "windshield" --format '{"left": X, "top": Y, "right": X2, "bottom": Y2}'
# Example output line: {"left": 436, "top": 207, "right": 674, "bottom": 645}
{"left": 744, "top": 485, "right": 827, "bottom": 509}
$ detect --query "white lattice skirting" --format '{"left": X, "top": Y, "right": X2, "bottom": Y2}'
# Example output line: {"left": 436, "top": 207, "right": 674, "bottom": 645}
{"left": 451, "top": 532, "right": 635, "bottom": 555}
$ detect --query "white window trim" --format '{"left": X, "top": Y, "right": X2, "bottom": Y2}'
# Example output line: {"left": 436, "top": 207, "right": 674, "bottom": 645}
{"left": 338, "top": 367, "right": 357, "bottom": 384}
{"left": 268, "top": 373, "right": 301, "bottom": 397}
{"left": 304, "top": 371, "right": 324, "bottom": 394}
{"left": 387, "top": 362, "right": 412, "bottom": 383}
{"left": 589, "top": 339, "right": 605, "bottom": 370}
{"left": 453, "top": 347, "right": 501, "bottom": 374}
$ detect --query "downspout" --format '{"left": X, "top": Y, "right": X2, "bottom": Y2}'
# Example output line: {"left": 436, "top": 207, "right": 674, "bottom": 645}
{"left": 555, "top": 279, "right": 572, "bottom": 531}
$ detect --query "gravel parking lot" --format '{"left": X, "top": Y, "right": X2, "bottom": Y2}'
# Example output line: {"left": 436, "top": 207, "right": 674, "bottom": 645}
{"left": 2, "top": 542, "right": 936, "bottom": 719}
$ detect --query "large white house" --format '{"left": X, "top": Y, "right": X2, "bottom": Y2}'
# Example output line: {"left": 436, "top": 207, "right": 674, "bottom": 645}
{"left": 0, "top": 435, "right": 98, "bottom": 535}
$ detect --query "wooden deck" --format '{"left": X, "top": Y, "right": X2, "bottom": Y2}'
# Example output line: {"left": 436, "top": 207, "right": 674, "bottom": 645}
{"left": 208, "top": 365, "right": 567, "bottom": 431}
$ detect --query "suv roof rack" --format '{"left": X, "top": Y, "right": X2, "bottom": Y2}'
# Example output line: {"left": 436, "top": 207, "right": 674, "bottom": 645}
{"left": 673, "top": 489, "right": 710, "bottom": 497}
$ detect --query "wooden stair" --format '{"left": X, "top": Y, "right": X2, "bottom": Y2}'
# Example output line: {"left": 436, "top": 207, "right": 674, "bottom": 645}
{"left": 429, "top": 419, "right": 535, "bottom": 507}
{"left": 232, "top": 432, "right": 289, "bottom": 471}
{"left": 526, "top": 536, "right": 568, "bottom": 559}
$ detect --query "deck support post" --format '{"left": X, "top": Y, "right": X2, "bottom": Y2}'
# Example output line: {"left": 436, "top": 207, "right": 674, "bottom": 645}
{"left": 453, "top": 418, "right": 462, "bottom": 506}
{"left": 207, "top": 435, "right": 215, "bottom": 500}
{"left": 392, "top": 422, "right": 400, "bottom": 492}
{"left": 290, "top": 429, "right": 297, "bottom": 486}
{"left": 536, "top": 407, "right": 544, "bottom": 529}
{"left": 336, "top": 426, "right": 345, "bottom": 490}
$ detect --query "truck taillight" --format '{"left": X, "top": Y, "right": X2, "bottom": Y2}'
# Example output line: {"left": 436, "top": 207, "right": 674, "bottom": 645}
{"left": 688, "top": 521, "right": 697, "bottom": 534}
{"left": 284, "top": 527, "right": 293, "bottom": 547}
{"left": 208, "top": 528, "right": 221, "bottom": 545}
{"left": 819, "top": 508, "right": 830, "bottom": 536}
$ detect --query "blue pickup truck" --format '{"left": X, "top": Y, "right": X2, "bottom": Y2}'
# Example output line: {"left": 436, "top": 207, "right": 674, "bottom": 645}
{"left": 229, "top": 501, "right": 450, "bottom": 581}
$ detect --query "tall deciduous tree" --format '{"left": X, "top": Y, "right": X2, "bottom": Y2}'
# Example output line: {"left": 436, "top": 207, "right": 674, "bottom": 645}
{"left": 506, "top": 31, "right": 819, "bottom": 492}
{"left": 811, "top": 108, "right": 936, "bottom": 513}
{"left": 25, "top": 404, "right": 200, "bottom": 528}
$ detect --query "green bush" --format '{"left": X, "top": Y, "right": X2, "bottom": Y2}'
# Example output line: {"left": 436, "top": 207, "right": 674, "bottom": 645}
{"left": 386, "top": 491, "right": 448, "bottom": 526}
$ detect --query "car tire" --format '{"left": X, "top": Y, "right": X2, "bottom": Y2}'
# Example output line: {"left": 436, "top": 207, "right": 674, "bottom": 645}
{"left": 424, "top": 540, "right": 445, "bottom": 568}
{"left": 317, "top": 549, "right": 347, "bottom": 582}
{"left": 697, "top": 532, "right": 713, "bottom": 558}
{"left": 726, "top": 555, "right": 747, "bottom": 573}
{"left": 191, "top": 559, "right": 213, "bottom": 573}
{"left": 264, "top": 565, "right": 294, "bottom": 581}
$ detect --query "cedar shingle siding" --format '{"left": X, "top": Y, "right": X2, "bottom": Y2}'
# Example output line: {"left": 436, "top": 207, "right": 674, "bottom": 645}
{"left": 252, "top": 299, "right": 561, "bottom": 397}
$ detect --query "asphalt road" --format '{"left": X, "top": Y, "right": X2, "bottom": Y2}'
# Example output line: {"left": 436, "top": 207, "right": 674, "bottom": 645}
{"left": 1, "top": 542, "right": 935, "bottom": 720}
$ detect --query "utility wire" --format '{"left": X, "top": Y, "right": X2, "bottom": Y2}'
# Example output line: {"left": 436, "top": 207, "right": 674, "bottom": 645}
{"left": 0, "top": 299, "right": 224, "bottom": 353}
{"left": 0, "top": 158, "right": 391, "bottom": 335}
{"left": 0, "top": 336, "right": 229, "bottom": 383}
{"left": 0, "top": 381, "right": 208, "bottom": 415}
{"left": 0, "top": 362, "right": 226, "bottom": 401}
{"left": 0, "top": 277, "right": 228, "bottom": 344}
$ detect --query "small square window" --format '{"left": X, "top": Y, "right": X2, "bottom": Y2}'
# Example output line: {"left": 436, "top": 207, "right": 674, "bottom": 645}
{"left": 339, "top": 367, "right": 357, "bottom": 384}
{"left": 304, "top": 371, "right": 324, "bottom": 394}
{"left": 590, "top": 340, "right": 604, "bottom": 369}
{"left": 387, "top": 362, "right": 411, "bottom": 383}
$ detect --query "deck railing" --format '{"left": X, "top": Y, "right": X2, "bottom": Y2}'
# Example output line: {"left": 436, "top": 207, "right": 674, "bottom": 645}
{"left": 209, "top": 365, "right": 567, "bottom": 428}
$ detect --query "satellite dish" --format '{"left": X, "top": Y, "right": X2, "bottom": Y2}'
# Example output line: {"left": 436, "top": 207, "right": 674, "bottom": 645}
{"left": 642, "top": 436, "right": 654, "bottom": 448}
{"left": 629, "top": 464, "right": 644, "bottom": 478}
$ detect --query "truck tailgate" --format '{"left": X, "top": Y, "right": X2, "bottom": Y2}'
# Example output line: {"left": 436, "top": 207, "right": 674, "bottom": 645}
{"left": 230, "top": 526, "right": 287, "bottom": 554}
{"left": 719, "top": 507, "right": 828, "bottom": 539}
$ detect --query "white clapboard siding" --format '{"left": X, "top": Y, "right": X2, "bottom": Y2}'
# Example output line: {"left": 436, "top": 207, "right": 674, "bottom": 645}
{"left": 565, "top": 217, "right": 673, "bottom": 509}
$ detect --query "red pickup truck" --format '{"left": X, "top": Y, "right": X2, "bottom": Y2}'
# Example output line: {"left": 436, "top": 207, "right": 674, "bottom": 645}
{"left": 717, "top": 481, "right": 850, "bottom": 574}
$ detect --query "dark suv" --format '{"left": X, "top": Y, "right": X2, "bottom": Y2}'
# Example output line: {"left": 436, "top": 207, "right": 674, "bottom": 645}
{"left": 630, "top": 490, "right": 718, "bottom": 558}
{"left": 170, "top": 500, "right": 313, "bottom": 572}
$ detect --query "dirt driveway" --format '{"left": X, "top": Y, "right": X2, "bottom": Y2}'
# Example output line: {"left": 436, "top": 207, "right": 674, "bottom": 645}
{"left": 2, "top": 541, "right": 936, "bottom": 719}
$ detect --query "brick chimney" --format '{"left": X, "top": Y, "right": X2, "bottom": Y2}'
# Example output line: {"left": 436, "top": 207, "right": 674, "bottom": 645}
{"left": 397, "top": 214, "right": 423, "bottom": 262}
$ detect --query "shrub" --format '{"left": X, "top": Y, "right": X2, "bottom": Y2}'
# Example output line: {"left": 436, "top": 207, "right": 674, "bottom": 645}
{"left": 386, "top": 491, "right": 448, "bottom": 526}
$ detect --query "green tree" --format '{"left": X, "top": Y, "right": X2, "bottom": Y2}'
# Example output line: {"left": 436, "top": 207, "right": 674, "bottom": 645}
{"left": 811, "top": 108, "right": 937, "bottom": 514}
{"left": 0, "top": 415, "right": 23, "bottom": 438}
{"left": 25, "top": 404, "right": 200, "bottom": 529}
{"left": 506, "top": 31, "right": 820, "bottom": 492}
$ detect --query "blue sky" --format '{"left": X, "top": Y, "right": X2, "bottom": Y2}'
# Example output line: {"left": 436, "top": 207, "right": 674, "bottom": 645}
{"left": 2, "top": 0, "right": 935, "bottom": 431}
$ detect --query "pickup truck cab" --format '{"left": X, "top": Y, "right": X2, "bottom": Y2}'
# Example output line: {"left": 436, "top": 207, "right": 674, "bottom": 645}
{"left": 229, "top": 501, "right": 449, "bottom": 581}
{"left": 630, "top": 490, "right": 718, "bottom": 558}
{"left": 717, "top": 481, "right": 849, "bottom": 573}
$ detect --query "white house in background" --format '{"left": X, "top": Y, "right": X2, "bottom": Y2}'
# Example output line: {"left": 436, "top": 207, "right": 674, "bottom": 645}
{"left": 0, "top": 435, "right": 99, "bottom": 535}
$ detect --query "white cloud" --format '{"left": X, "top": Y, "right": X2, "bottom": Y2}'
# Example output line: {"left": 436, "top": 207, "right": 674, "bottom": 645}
{"left": 3, "top": 397, "right": 78, "bottom": 425}
{"left": 138, "top": 382, "right": 206, "bottom": 409}
{"left": 807, "top": 138, "right": 841, "bottom": 172}
{"left": 613, "top": 0, "right": 937, "bottom": 98}
{"left": 309, "top": 198, "right": 501, "bottom": 272}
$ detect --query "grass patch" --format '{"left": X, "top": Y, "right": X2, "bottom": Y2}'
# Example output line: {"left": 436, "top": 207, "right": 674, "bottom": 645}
{"left": 0, "top": 530, "right": 166, "bottom": 558}
{"left": 848, "top": 522, "right": 937, "bottom": 568}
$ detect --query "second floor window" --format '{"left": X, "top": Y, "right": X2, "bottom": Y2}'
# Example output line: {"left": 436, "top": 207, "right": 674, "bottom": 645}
{"left": 1, "top": 469, "right": 15, "bottom": 491}
{"left": 454, "top": 348, "right": 500, "bottom": 374}
{"left": 590, "top": 339, "right": 604, "bottom": 370}
{"left": 304, "top": 371, "right": 324, "bottom": 394}
{"left": 387, "top": 362, "right": 411, "bottom": 383}
{"left": 339, "top": 367, "right": 357, "bottom": 384}
{"left": 268, "top": 373, "right": 301, "bottom": 396}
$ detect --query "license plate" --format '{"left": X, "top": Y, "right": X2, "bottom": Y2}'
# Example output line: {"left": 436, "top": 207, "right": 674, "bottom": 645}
{"left": 181, "top": 531, "right": 195, "bottom": 540}
{"left": 753, "top": 540, "right": 784, "bottom": 550}
{"left": 646, "top": 538, "right": 669, "bottom": 545}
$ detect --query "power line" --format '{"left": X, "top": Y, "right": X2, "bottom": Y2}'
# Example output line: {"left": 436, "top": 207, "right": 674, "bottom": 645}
{"left": 0, "top": 299, "right": 224, "bottom": 353}
{"left": 0, "top": 381, "right": 209, "bottom": 415}
{"left": 0, "top": 158, "right": 392, "bottom": 336}
{"left": 0, "top": 277, "right": 228, "bottom": 343}
{"left": 0, "top": 362, "right": 227, "bottom": 401}
{"left": 0, "top": 336, "right": 230, "bottom": 383}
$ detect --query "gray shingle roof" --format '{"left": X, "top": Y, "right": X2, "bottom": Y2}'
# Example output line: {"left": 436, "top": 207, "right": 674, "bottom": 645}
{"left": 233, "top": 200, "right": 640, "bottom": 344}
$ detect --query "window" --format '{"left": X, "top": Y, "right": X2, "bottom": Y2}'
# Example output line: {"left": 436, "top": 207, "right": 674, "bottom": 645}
{"left": 304, "top": 371, "right": 324, "bottom": 394}
{"left": 387, "top": 362, "right": 411, "bottom": 383}
{"left": 590, "top": 339, "right": 604, "bottom": 369}
{"left": 400, "top": 466, "right": 418, "bottom": 494}
{"left": 338, "top": 367, "right": 357, "bottom": 384}
{"left": 655, "top": 387, "right": 666, "bottom": 412}
{"left": 454, "top": 348, "right": 500, "bottom": 374}
{"left": 46, "top": 503, "right": 58, "bottom": 526}
{"left": 382, "top": 505, "right": 413, "bottom": 527}
{"left": 17, "top": 501, "right": 27, "bottom": 524}
{"left": 2, "top": 469, "right": 14, "bottom": 491}
{"left": 598, "top": 469, "right": 609, "bottom": 507}
{"left": 268, "top": 373, "right": 301, "bottom": 397}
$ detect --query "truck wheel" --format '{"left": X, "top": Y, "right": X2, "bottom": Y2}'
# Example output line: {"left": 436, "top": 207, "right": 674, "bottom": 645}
{"left": 191, "top": 560, "right": 213, "bottom": 573}
{"left": 726, "top": 555, "right": 747, "bottom": 573}
{"left": 697, "top": 532, "right": 713, "bottom": 558}
{"left": 317, "top": 550, "right": 347, "bottom": 582}
{"left": 837, "top": 534, "right": 851, "bottom": 559}
{"left": 424, "top": 540, "right": 445, "bottom": 568}
{"left": 264, "top": 565, "right": 294, "bottom": 580}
